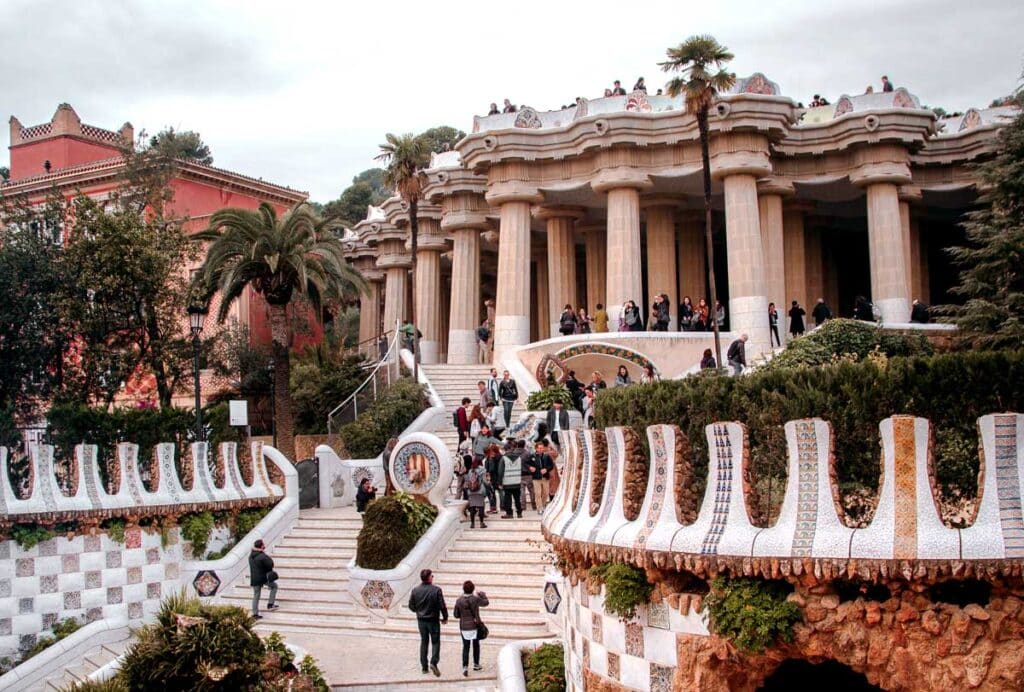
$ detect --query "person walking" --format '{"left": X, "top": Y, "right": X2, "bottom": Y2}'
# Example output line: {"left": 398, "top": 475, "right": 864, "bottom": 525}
{"left": 455, "top": 397, "right": 471, "bottom": 446}
{"left": 484, "top": 443, "right": 503, "bottom": 515}
{"left": 498, "top": 371, "right": 519, "bottom": 429}
{"left": 496, "top": 445, "right": 523, "bottom": 518}
{"left": 465, "top": 458, "right": 488, "bottom": 528}
{"left": 788, "top": 300, "right": 806, "bottom": 338}
{"left": 727, "top": 334, "right": 748, "bottom": 376}
{"left": 768, "top": 302, "right": 781, "bottom": 347}
{"left": 593, "top": 303, "right": 609, "bottom": 332}
{"left": 454, "top": 581, "right": 489, "bottom": 676}
{"left": 546, "top": 401, "right": 570, "bottom": 450}
{"left": 249, "top": 539, "right": 279, "bottom": 619}
{"left": 408, "top": 569, "right": 448, "bottom": 676}
{"left": 486, "top": 368, "right": 501, "bottom": 409}
{"left": 811, "top": 298, "right": 832, "bottom": 327}
{"left": 525, "top": 441, "right": 554, "bottom": 511}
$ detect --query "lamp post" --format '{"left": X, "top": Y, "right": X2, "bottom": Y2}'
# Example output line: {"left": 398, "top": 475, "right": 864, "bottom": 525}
{"left": 188, "top": 306, "right": 207, "bottom": 442}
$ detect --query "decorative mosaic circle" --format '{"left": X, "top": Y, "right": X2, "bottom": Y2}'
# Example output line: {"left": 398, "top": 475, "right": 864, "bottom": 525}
{"left": 352, "top": 466, "right": 374, "bottom": 490}
{"left": 391, "top": 442, "right": 441, "bottom": 495}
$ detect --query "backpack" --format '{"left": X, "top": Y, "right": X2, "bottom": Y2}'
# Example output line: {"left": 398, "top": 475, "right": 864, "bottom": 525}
{"left": 467, "top": 470, "right": 481, "bottom": 492}
{"left": 453, "top": 410, "right": 460, "bottom": 428}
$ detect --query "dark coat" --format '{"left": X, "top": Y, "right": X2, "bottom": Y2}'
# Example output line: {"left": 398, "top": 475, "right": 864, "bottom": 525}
{"left": 249, "top": 550, "right": 274, "bottom": 587}
{"left": 525, "top": 452, "right": 553, "bottom": 480}
{"left": 546, "top": 407, "right": 570, "bottom": 433}
{"left": 408, "top": 582, "right": 448, "bottom": 621}
{"left": 788, "top": 306, "right": 806, "bottom": 334}
{"left": 454, "top": 592, "right": 489, "bottom": 631}
{"left": 498, "top": 379, "right": 519, "bottom": 402}
{"left": 356, "top": 485, "right": 376, "bottom": 512}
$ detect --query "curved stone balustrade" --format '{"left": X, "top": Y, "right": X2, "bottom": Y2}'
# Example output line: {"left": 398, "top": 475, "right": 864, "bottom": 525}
{"left": 542, "top": 414, "right": 1024, "bottom": 579}
{"left": 0, "top": 441, "right": 282, "bottom": 521}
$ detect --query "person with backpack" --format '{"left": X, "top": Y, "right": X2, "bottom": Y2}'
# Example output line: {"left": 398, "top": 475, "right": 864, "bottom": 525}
{"left": 484, "top": 444, "right": 504, "bottom": 514}
{"left": 249, "top": 539, "right": 279, "bottom": 618}
{"left": 454, "top": 397, "right": 472, "bottom": 446}
{"left": 558, "top": 304, "right": 577, "bottom": 336}
{"left": 465, "top": 458, "right": 487, "bottom": 528}
{"left": 454, "top": 580, "right": 489, "bottom": 676}
{"left": 496, "top": 445, "right": 523, "bottom": 518}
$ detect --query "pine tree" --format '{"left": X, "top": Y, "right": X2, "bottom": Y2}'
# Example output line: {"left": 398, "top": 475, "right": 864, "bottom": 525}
{"left": 940, "top": 101, "right": 1024, "bottom": 348}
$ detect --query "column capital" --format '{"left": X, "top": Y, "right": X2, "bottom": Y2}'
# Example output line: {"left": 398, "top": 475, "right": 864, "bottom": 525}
{"left": 756, "top": 177, "right": 796, "bottom": 197}
{"left": 711, "top": 151, "right": 772, "bottom": 180}
{"left": 849, "top": 162, "right": 913, "bottom": 188}
{"left": 376, "top": 250, "right": 412, "bottom": 270}
{"left": 362, "top": 269, "right": 385, "bottom": 283}
{"left": 533, "top": 205, "right": 586, "bottom": 221}
{"left": 441, "top": 211, "right": 490, "bottom": 232}
{"left": 898, "top": 185, "right": 923, "bottom": 204}
{"left": 590, "top": 168, "right": 653, "bottom": 194}
{"left": 485, "top": 181, "right": 544, "bottom": 206}
{"left": 640, "top": 195, "right": 686, "bottom": 210}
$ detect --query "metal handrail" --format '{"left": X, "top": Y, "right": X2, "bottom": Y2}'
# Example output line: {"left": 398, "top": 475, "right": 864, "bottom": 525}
{"left": 327, "top": 321, "right": 401, "bottom": 438}
{"left": 345, "top": 327, "right": 396, "bottom": 356}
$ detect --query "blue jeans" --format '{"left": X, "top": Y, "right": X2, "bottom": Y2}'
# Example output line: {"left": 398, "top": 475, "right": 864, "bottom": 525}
{"left": 418, "top": 619, "right": 441, "bottom": 669}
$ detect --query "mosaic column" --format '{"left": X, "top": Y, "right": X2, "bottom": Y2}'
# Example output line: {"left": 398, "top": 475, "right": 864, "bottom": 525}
{"left": 487, "top": 183, "right": 543, "bottom": 364}
{"left": 580, "top": 224, "right": 607, "bottom": 311}
{"left": 537, "top": 207, "right": 583, "bottom": 336}
{"left": 723, "top": 172, "right": 770, "bottom": 353}
{"left": 677, "top": 210, "right": 706, "bottom": 307}
{"left": 593, "top": 171, "right": 651, "bottom": 329}
{"left": 757, "top": 180, "right": 792, "bottom": 336}
{"left": 643, "top": 199, "right": 680, "bottom": 329}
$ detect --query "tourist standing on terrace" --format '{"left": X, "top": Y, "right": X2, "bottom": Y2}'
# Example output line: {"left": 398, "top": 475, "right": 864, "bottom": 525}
{"left": 621, "top": 300, "right": 643, "bottom": 331}
{"left": 611, "top": 80, "right": 627, "bottom": 96}
{"left": 558, "top": 304, "right": 578, "bottom": 335}
{"left": 789, "top": 300, "right": 806, "bottom": 337}
{"left": 812, "top": 298, "right": 832, "bottom": 327}
{"left": 408, "top": 569, "right": 448, "bottom": 676}
{"left": 498, "top": 371, "right": 519, "bottom": 428}
{"left": 633, "top": 77, "right": 647, "bottom": 93}
{"left": 454, "top": 581, "right": 489, "bottom": 676}
{"left": 853, "top": 295, "right": 875, "bottom": 322}
{"left": 487, "top": 103, "right": 499, "bottom": 115}
{"left": 615, "top": 365, "right": 632, "bottom": 387}
{"left": 593, "top": 303, "right": 609, "bottom": 332}
{"left": 694, "top": 298, "right": 709, "bottom": 331}
{"left": 679, "top": 296, "right": 694, "bottom": 331}
{"left": 502, "top": 99, "right": 517, "bottom": 113}
{"left": 715, "top": 300, "right": 726, "bottom": 330}
{"left": 577, "top": 307, "right": 593, "bottom": 334}
{"left": 768, "top": 302, "right": 781, "bottom": 347}
{"left": 727, "top": 334, "right": 749, "bottom": 376}
{"left": 249, "top": 539, "right": 279, "bottom": 619}
{"left": 476, "top": 320, "right": 491, "bottom": 364}
{"left": 882, "top": 75, "right": 894, "bottom": 92}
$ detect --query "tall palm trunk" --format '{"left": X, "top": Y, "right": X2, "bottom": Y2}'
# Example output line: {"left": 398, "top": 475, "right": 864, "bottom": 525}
{"left": 269, "top": 303, "right": 296, "bottom": 461}
{"left": 408, "top": 197, "right": 419, "bottom": 382}
{"left": 698, "top": 107, "right": 723, "bottom": 369}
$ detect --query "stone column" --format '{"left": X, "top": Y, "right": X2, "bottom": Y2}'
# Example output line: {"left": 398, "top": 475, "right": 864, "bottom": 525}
{"left": 412, "top": 216, "right": 445, "bottom": 364}
{"left": 910, "top": 216, "right": 929, "bottom": 303}
{"left": 757, "top": 181, "right": 791, "bottom": 329}
{"left": 722, "top": 173, "right": 770, "bottom": 352}
{"left": 851, "top": 146, "right": 914, "bottom": 323}
{"left": 643, "top": 199, "right": 680, "bottom": 329}
{"left": 805, "top": 226, "right": 824, "bottom": 308}
{"left": 378, "top": 238, "right": 411, "bottom": 336}
{"left": 534, "top": 250, "right": 550, "bottom": 340}
{"left": 899, "top": 187, "right": 923, "bottom": 306}
{"left": 357, "top": 275, "right": 382, "bottom": 350}
{"left": 441, "top": 191, "right": 489, "bottom": 365}
{"left": 537, "top": 207, "right": 583, "bottom": 336}
{"left": 580, "top": 224, "right": 607, "bottom": 310}
{"left": 783, "top": 203, "right": 809, "bottom": 318}
{"left": 677, "top": 210, "right": 706, "bottom": 307}
{"left": 593, "top": 171, "right": 651, "bottom": 329}
{"left": 486, "top": 183, "right": 542, "bottom": 364}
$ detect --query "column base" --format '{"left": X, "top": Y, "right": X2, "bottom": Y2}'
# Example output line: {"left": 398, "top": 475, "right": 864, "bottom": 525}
{"left": 447, "top": 329, "right": 479, "bottom": 365}
{"left": 728, "top": 295, "right": 772, "bottom": 359}
{"left": 875, "top": 298, "right": 910, "bottom": 325}
{"left": 493, "top": 314, "right": 530, "bottom": 365}
{"left": 418, "top": 340, "right": 440, "bottom": 365}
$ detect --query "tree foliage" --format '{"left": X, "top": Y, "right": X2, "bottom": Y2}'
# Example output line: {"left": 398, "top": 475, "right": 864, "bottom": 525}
{"left": 338, "top": 378, "right": 426, "bottom": 459}
{"left": 938, "top": 107, "right": 1024, "bottom": 348}
{"left": 289, "top": 348, "right": 367, "bottom": 434}
{"left": 147, "top": 127, "right": 213, "bottom": 165}
{"left": 417, "top": 125, "right": 466, "bottom": 154}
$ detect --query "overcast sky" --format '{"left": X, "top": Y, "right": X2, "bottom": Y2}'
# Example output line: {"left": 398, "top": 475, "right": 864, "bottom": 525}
{"left": 2, "top": 0, "right": 1021, "bottom": 203}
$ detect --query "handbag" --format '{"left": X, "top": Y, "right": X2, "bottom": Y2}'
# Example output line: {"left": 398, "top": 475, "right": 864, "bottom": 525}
{"left": 266, "top": 570, "right": 279, "bottom": 583}
{"left": 476, "top": 622, "right": 489, "bottom": 641}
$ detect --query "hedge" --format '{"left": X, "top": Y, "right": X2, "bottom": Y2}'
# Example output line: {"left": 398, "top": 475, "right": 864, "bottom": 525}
{"left": 338, "top": 378, "right": 427, "bottom": 459}
{"left": 595, "top": 349, "right": 1024, "bottom": 498}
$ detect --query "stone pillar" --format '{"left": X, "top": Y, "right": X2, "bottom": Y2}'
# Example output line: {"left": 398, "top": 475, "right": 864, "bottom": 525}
{"left": 805, "top": 226, "right": 824, "bottom": 309}
{"left": 851, "top": 145, "right": 914, "bottom": 323}
{"left": 358, "top": 276, "right": 382, "bottom": 350}
{"left": 537, "top": 207, "right": 583, "bottom": 336}
{"left": 535, "top": 250, "right": 550, "bottom": 340}
{"left": 580, "top": 224, "right": 607, "bottom": 310}
{"left": 593, "top": 171, "right": 651, "bottom": 329}
{"left": 899, "top": 187, "right": 923, "bottom": 306}
{"left": 783, "top": 203, "right": 809, "bottom": 319}
{"left": 441, "top": 191, "right": 489, "bottom": 365}
{"left": 643, "top": 199, "right": 680, "bottom": 329}
{"left": 722, "top": 173, "right": 770, "bottom": 353}
{"left": 486, "top": 183, "right": 542, "bottom": 364}
{"left": 412, "top": 217, "right": 445, "bottom": 364}
{"left": 378, "top": 239, "right": 411, "bottom": 336}
{"left": 677, "top": 211, "right": 706, "bottom": 307}
{"left": 910, "top": 216, "right": 929, "bottom": 304}
{"left": 757, "top": 181, "right": 791, "bottom": 329}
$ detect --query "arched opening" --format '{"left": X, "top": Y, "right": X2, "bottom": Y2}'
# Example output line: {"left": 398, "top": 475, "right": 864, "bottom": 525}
{"left": 758, "top": 659, "right": 882, "bottom": 691}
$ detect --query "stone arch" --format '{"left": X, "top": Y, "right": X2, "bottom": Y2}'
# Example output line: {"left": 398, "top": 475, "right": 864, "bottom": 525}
{"left": 758, "top": 659, "right": 882, "bottom": 691}
{"left": 550, "top": 341, "right": 660, "bottom": 380}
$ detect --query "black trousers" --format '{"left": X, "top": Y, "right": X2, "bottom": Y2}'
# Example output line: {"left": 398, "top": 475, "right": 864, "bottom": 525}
{"left": 468, "top": 505, "right": 486, "bottom": 526}
{"left": 418, "top": 619, "right": 441, "bottom": 669}
{"left": 502, "top": 486, "right": 522, "bottom": 516}
{"left": 551, "top": 431, "right": 561, "bottom": 448}
{"left": 461, "top": 635, "right": 480, "bottom": 667}
{"left": 770, "top": 325, "right": 781, "bottom": 347}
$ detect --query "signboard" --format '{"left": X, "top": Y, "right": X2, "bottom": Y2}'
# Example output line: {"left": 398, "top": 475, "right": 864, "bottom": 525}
{"left": 229, "top": 400, "right": 248, "bottom": 427}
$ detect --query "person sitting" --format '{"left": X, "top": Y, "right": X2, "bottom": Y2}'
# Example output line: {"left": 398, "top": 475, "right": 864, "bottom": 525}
{"left": 487, "top": 102, "right": 499, "bottom": 115}
{"left": 911, "top": 299, "right": 930, "bottom": 323}
{"left": 356, "top": 478, "right": 377, "bottom": 513}
{"left": 502, "top": 98, "right": 517, "bottom": 113}
{"left": 611, "top": 80, "right": 627, "bottom": 96}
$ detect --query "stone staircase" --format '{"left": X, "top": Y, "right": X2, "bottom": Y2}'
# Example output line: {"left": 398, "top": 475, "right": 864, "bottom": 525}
{"left": 41, "top": 638, "right": 130, "bottom": 690}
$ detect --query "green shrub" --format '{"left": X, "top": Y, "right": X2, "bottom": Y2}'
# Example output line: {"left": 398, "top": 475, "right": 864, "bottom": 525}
{"left": 526, "top": 385, "right": 573, "bottom": 411}
{"left": 235, "top": 506, "right": 270, "bottom": 539}
{"left": 590, "top": 562, "right": 653, "bottom": 620}
{"left": 522, "top": 643, "right": 565, "bottom": 692}
{"left": 263, "top": 631, "right": 294, "bottom": 668}
{"left": 205, "top": 543, "right": 236, "bottom": 561}
{"left": 101, "top": 517, "right": 126, "bottom": 543}
{"left": 595, "top": 349, "right": 1024, "bottom": 497}
{"left": 392, "top": 491, "right": 438, "bottom": 537}
{"left": 63, "top": 679, "right": 129, "bottom": 692}
{"left": 339, "top": 379, "right": 426, "bottom": 459}
{"left": 179, "top": 511, "right": 216, "bottom": 557}
{"left": 769, "top": 319, "right": 932, "bottom": 369}
{"left": 290, "top": 351, "right": 369, "bottom": 435}
{"left": 355, "top": 495, "right": 417, "bottom": 570}
{"left": 704, "top": 577, "right": 802, "bottom": 653}
{"left": 10, "top": 523, "right": 55, "bottom": 550}
{"left": 299, "top": 654, "right": 329, "bottom": 692}
{"left": 25, "top": 617, "right": 81, "bottom": 660}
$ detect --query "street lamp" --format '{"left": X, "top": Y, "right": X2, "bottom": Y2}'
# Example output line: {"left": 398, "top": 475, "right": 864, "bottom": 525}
{"left": 188, "top": 305, "right": 207, "bottom": 442}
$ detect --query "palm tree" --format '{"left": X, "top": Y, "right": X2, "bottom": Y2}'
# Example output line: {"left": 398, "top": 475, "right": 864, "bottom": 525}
{"left": 662, "top": 35, "right": 736, "bottom": 369}
{"left": 374, "top": 133, "right": 431, "bottom": 380}
{"left": 194, "top": 202, "right": 364, "bottom": 461}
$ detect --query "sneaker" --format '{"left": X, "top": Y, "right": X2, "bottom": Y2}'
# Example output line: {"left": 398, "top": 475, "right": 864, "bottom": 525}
{"left": 463, "top": 667, "right": 468, "bottom": 677}
{"left": 430, "top": 663, "right": 441, "bottom": 677}
{"left": 473, "top": 665, "right": 483, "bottom": 671}
{"left": 422, "top": 668, "right": 429, "bottom": 675}
{"left": 266, "top": 603, "right": 280, "bottom": 611}
{"left": 501, "top": 513, "right": 512, "bottom": 518}
{"left": 479, "top": 522, "right": 487, "bottom": 528}
{"left": 252, "top": 614, "right": 263, "bottom": 619}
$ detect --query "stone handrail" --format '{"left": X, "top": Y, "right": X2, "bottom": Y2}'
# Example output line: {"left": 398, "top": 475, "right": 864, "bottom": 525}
{"left": 0, "top": 441, "right": 283, "bottom": 523}
{"left": 543, "top": 414, "right": 1024, "bottom": 581}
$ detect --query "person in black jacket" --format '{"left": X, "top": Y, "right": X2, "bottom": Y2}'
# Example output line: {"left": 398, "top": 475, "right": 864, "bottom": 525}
{"left": 911, "top": 299, "right": 930, "bottom": 323}
{"left": 498, "top": 371, "right": 518, "bottom": 430}
{"left": 789, "top": 300, "right": 806, "bottom": 337}
{"left": 811, "top": 298, "right": 832, "bottom": 327}
{"left": 355, "top": 478, "right": 377, "bottom": 513}
{"left": 408, "top": 569, "right": 449, "bottom": 676}
{"left": 727, "top": 334, "right": 748, "bottom": 376}
{"left": 249, "top": 539, "right": 279, "bottom": 618}
{"left": 546, "top": 401, "right": 570, "bottom": 450}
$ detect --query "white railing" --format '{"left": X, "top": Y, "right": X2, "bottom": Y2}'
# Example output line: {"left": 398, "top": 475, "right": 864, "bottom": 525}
{"left": 326, "top": 322, "right": 401, "bottom": 438}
